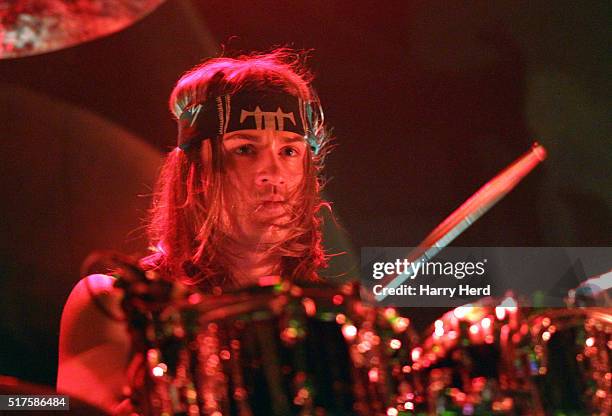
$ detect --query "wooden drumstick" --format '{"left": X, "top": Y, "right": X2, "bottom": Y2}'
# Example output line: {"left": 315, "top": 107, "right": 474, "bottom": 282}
{"left": 376, "top": 142, "right": 547, "bottom": 302}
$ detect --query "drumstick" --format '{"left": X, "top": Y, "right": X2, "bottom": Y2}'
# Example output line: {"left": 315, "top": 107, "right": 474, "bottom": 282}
{"left": 375, "top": 142, "right": 547, "bottom": 302}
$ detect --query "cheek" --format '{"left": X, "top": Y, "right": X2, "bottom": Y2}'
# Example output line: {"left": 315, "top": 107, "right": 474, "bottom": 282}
{"left": 224, "top": 156, "right": 258, "bottom": 185}
{"left": 288, "top": 162, "right": 307, "bottom": 188}
{"left": 222, "top": 172, "right": 259, "bottom": 212}
{"left": 286, "top": 171, "right": 305, "bottom": 190}
{"left": 284, "top": 156, "right": 306, "bottom": 180}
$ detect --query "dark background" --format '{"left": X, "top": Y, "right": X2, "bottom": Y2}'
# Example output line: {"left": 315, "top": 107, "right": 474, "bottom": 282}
{"left": 0, "top": 0, "right": 610, "bottom": 387}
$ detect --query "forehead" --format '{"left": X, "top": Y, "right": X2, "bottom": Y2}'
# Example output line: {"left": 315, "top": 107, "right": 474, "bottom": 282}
{"left": 223, "top": 129, "right": 306, "bottom": 144}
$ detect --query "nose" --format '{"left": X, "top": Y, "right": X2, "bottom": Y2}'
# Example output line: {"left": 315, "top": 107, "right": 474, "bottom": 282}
{"left": 255, "top": 151, "right": 285, "bottom": 187}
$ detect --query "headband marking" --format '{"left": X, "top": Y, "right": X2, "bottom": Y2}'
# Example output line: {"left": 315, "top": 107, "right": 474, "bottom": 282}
{"left": 190, "top": 105, "right": 202, "bottom": 127}
{"left": 178, "top": 91, "right": 320, "bottom": 154}
{"left": 239, "top": 106, "right": 296, "bottom": 130}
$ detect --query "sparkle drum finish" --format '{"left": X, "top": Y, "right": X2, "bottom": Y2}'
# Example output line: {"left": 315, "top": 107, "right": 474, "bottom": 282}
{"left": 522, "top": 308, "right": 612, "bottom": 415}
{"left": 413, "top": 291, "right": 611, "bottom": 416}
{"left": 116, "top": 267, "right": 422, "bottom": 416}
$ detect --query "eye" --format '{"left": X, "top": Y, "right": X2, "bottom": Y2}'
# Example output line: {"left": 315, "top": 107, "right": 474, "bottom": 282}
{"left": 281, "top": 146, "right": 300, "bottom": 157}
{"left": 233, "top": 144, "right": 256, "bottom": 156}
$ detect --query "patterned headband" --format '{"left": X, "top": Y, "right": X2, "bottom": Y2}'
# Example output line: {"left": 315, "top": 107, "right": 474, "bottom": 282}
{"left": 177, "top": 91, "right": 322, "bottom": 155}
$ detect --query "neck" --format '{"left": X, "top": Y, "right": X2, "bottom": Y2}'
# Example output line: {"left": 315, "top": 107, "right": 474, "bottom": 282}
{"left": 224, "top": 243, "right": 282, "bottom": 287}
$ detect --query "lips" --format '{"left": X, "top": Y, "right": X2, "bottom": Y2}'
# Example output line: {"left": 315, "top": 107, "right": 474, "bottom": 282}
{"left": 257, "top": 199, "right": 288, "bottom": 216}
{"left": 262, "top": 201, "right": 284, "bottom": 207}
{"left": 261, "top": 195, "right": 285, "bottom": 202}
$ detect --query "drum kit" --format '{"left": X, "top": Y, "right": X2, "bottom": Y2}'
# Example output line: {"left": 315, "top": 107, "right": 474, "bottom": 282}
{"left": 112, "top": 259, "right": 423, "bottom": 416}
{"left": 2, "top": 272, "right": 609, "bottom": 416}
{"left": 411, "top": 285, "right": 611, "bottom": 416}
{"left": 91, "top": 262, "right": 609, "bottom": 416}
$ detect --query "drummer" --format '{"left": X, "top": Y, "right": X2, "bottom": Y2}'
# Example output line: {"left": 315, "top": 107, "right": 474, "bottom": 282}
{"left": 57, "top": 49, "right": 331, "bottom": 414}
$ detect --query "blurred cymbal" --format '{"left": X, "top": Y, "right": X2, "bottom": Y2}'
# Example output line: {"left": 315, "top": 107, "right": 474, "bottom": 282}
{"left": 0, "top": 0, "right": 166, "bottom": 59}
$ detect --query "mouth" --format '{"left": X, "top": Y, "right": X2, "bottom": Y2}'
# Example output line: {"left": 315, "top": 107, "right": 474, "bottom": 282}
{"left": 262, "top": 200, "right": 285, "bottom": 207}
{"left": 256, "top": 200, "right": 289, "bottom": 216}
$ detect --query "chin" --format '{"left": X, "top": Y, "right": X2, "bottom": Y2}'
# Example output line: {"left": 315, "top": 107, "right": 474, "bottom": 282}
{"left": 241, "top": 223, "right": 292, "bottom": 246}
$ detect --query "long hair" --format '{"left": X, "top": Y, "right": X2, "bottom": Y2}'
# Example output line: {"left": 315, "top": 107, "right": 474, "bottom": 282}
{"left": 143, "top": 49, "right": 331, "bottom": 289}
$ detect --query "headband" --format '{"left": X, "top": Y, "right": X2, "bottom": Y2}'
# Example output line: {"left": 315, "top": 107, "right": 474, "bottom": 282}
{"left": 177, "top": 91, "right": 321, "bottom": 155}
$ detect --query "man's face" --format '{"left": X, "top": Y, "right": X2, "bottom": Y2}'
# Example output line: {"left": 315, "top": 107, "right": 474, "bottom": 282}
{"left": 217, "top": 129, "right": 307, "bottom": 246}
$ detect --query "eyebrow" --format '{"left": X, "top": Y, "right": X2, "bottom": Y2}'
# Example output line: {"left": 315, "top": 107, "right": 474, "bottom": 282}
{"left": 224, "top": 133, "right": 305, "bottom": 144}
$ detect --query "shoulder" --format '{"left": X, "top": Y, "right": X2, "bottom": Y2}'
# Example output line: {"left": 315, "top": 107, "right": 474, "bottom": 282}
{"left": 59, "top": 274, "right": 129, "bottom": 360}
{"left": 57, "top": 275, "right": 132, "bottom": 410}
{"left": 63, "top": 274, "right": 125, "bottom": 322}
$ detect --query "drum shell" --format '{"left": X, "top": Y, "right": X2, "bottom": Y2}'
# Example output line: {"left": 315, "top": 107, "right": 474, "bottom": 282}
{"left": 126, "top": 284, "right": 422, "bottom": 416}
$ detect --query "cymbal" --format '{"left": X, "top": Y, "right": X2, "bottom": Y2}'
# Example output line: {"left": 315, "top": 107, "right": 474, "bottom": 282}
{"left": 0, "top": 0, "right": 166, "bottom": 59}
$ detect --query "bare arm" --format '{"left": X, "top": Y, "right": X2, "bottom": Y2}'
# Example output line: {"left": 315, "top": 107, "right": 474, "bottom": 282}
{"left": 57, "top": 274, "right": 132, "bottom": 413}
